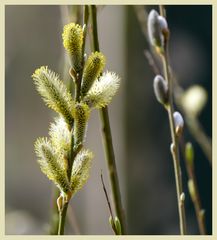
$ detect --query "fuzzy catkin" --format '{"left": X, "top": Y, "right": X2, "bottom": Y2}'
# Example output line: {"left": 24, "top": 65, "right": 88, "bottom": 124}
{"left": 70, "top": 149, "right": 93, "bottom": 195}
{"left": 32, "top": 66, "right": 74, "bottom": 128}
{"left": 35, "top": 137, "right": 71, "bottom": 194}
{"left": 49, "top": 117, "right": 71, "bottom": 156}
{"left": 83, "top": 71, "right": 120, "bottom": 108}
{"left": 62, "top": 23, "right": 84, "bottom": 72}
{"left": 73, "top": 103, "right": 90, "bottom": 147}
{"left": 81, "top": 51, "right": 106, "bottom": 97}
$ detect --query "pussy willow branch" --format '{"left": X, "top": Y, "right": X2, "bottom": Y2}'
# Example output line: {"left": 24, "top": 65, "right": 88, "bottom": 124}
{"left": 135, "top": 5, "right": 209, "bottom": 233}
{"left": 138, "top": 10, "right": 208, "bottom": 234}
{"left": 134, "top": 5, "right": 212, "bottom": 165}
{"left": 145, "top": 48, "right": 212, "bottom": 232}
{"left": 89, "top": 5, "right": 126, "bottom": 234}
{"left": 160, "top": 6, "right": 187, "bottom": 235}
{"left": 58, "top": 6, "right": 89, "bottom": 235}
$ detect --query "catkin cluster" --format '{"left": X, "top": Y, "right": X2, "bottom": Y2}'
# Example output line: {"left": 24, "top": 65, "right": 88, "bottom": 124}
{"left": 32, "top": 22, "right": 121, "bottom": 202}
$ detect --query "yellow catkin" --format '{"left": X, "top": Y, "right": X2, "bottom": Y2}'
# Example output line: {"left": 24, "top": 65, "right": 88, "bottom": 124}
{"left": 83, "top": 71, "right": 120, "bottom": 108}
{"left": 35, "top": 137, "right": 71, "bottom": 194}
{"left": 73, "top": 103, "right": 90, "bottom": 147}
{"left": 70, "top": 149, "right": 93, "bottom": 195}
{"left": 62, "top": 23, "right": 84, "bottom": 72}
{"left": 32, "top": 66, "right": 74, "bottom": 128}
{"left": 81, "top": 51, "right": 106, "bottom": 96}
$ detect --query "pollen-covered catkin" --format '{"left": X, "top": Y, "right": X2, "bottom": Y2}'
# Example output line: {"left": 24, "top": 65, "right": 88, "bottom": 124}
{"left": 32, "top": 66, "right": 74, "bottom": 128}
{"left": 62, "top": 23, "right": 84, "bottom": 72}
{"left": 35, "top": 137, "right": 71, "bottom": 194}
{"left": 73, "top": 103, "right": 90, "bottom": 147}
{"left": 81, "top": 51, "right": 106, "bottom": 97}
{"left": 83, "top": 71, "right": 120, "bottom": 108}
{"left": 70, "top": 149, "right": 93, "bottom": 195}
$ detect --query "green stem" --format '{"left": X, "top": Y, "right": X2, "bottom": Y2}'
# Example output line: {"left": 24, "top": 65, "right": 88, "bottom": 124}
{"left": 89, "top": 5, "right": 126, "bottom": 234}
{"left": 58, "top": 202, "right": 69, "bottom": 235}
{"left": 49, "top": 187, "right": 60, "bottom": 234}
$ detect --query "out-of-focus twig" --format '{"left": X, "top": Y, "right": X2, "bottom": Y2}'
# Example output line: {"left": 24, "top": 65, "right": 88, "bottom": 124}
{"left": 183, "top": 142, "right": 207, "bottom": 234}
{"left": 144, "top": 50, "right": 160, "bottom": 75}
{"left": 175, "top": 93, "right": 212, "bottom": 165}
{"left": 134, "top": 6, "right": 149, "bottom": 39}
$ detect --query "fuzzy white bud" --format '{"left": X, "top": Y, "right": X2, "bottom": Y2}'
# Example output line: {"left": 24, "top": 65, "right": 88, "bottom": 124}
{"left": 180, "top": 192, "right": 185, "bottom": 202}
{"left": 147, "top": 9, "right": 168, "bottom": 53}
{"left": 153, "top": 75, "right": 168, "bottom": 106}
{"left": 173, "top": 111, "right": 184, "bottom": 137}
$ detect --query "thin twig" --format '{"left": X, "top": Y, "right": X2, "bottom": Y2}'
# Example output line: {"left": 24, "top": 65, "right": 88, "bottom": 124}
{"left": 179, "top": 109, "right": 212, "bottom": 164}
{"left": 101, "top": 172, "right": 118, "bottom": 235}
{"left": 187, "top": 166, "right": 206, "bottom": 234}
{"left": 162, "top": 51, "right": 187, "bottom": 235}
{"left": 144, "top": 49, "right": 160, "bottom": 75}
{"left": 160, "top": 5, "right": 187, "bottom": 235}
{"left": 88, "top": 5, "right": 126, "bottom": 234}
{"left": 159, "top": 5, "right": 166, "bottom": 17}
{"left": 180, "top": 139, "right": 207, "bottom": 235}
{"left": 101, "top": 172, "right": 115, "bottom": 220}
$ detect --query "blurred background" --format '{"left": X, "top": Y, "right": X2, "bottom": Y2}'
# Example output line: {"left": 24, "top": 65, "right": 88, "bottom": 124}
{"left": 5, "top": 5, "right": 212, "bottom": 235}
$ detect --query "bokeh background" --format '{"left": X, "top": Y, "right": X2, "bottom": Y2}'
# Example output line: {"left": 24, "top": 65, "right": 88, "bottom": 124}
{"left": 5, "top": 5, "right": 212, "bottom": 235}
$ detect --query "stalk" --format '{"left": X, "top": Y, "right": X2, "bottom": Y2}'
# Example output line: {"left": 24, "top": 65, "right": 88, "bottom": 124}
{"left": 49, "top": 187, "right": 60, "bottom": 234}
{"left": 88, "top": 5, "right": 126, "bottom": 234}
{"left": 58, "top": 202, "right": 69, "bottom": 235}
{"left": 160, "top": 9, "right": 187, "bottom": 233}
